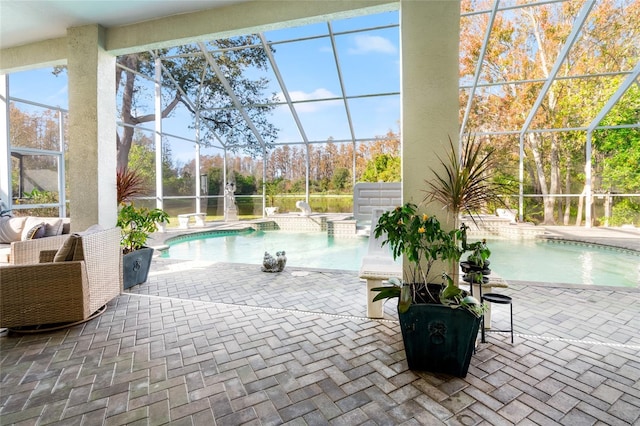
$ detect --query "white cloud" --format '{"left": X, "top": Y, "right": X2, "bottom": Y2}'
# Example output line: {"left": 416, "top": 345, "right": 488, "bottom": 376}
{"left": 276, "top": 88, "right": 340, "bottom": 113}
{"left": 348, "top": 34, "right": 397, "bottom": 55}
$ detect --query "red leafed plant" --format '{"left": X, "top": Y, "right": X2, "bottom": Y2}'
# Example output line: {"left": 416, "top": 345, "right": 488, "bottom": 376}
{"left": 117, "top": 168, "right": 147, "bottom": 205}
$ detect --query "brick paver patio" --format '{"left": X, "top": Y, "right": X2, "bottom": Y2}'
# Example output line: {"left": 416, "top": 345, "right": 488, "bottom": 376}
{"left": 1, "top": 257, "right": 639, "bottom": 425}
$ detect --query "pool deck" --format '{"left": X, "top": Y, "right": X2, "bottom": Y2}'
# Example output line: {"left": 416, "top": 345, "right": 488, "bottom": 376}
{"left": 148, "top": 218, "right": 640, "bottom": 252}
{"left": 1, "top": 222, "right": 639, "bottom": 424}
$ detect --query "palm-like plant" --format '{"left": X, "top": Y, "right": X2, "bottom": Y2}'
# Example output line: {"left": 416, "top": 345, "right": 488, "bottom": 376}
{"left": 117, "top": 167, "right": 147, "bottom": 205}
{"left": 423, "top": 134, "right": 509, "bottom": 286}
{"left": 116, "top": 167, "right": 169, "bottom": 254}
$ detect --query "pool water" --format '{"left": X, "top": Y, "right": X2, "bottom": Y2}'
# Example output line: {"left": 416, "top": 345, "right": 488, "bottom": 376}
{"left": 163, "top": 230, "right": 640, "bottom": 288}
{"left": 164, "top": 230, "right": 373, "bottom": 271}
{"left": 485, "top": 239, "right": 639, "bottom": 287}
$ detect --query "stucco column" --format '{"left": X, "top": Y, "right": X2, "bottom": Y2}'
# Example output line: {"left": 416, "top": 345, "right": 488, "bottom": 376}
{"left": 400, "top": 0, "right": 460, "bottom": 214}
{"left": 67, "top": 25, "right": 117, "bottom": 231}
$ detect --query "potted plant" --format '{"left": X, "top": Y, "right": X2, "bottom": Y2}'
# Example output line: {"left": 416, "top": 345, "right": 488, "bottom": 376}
{"left": 372, "top": 135, "right": 506, "bottom": 377}
{"left": 423, "top": 134, "right": 507, "bottom": 285}
{"left": 460, "top": 238, "right": 492, "bottom": 288}
{"left": 372, "top": 204, "right": 485, "bottom": 377}
{"left": 116, "top": 167, "right": 169, "bottom": 289}
{"left": 117, "top": 203, "right": 169, "bottom": 289}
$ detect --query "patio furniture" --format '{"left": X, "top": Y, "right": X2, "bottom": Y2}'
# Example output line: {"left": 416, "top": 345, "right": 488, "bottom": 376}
{"left": 0, "top": 216, "right": 71, "bottom": 264}
{"left": 2, "top": 234, "right": 70, "bottom": 265}
{"left": 463, "top": 273, "right": 509, "bottom": 329}
{"left": 0, "top": 227, "right": 122, "bottom": 329}
{"left": 481, "top": 292, "right": 514, "bottom": 343}
{"left": 177, "top": 213, "right": 206, "bottom": 229}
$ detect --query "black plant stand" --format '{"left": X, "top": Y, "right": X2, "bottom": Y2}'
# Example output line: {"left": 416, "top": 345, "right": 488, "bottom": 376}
{"left": 480, "top": 293, "right": 513, "bottom": 343}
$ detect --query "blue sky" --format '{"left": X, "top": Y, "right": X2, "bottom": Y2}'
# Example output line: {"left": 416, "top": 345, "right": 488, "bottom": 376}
{"left": 8, "top": 10, "right": 400, "bottom": 163}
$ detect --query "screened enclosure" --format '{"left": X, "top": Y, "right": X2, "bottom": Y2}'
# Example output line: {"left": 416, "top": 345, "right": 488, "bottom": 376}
{"left": 5, "top": 0, "right": 639, "bottom": 226}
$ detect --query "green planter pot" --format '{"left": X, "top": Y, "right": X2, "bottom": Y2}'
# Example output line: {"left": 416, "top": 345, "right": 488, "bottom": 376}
{"left": 122, "top": 247, "right": 154, "bottom": 289}
{"left": 399, "top": 302, "right": 481, "bottom": 377}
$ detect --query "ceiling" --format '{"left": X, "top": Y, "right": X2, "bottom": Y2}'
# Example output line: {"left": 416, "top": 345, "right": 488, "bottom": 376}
{"left": 0, "top": 0, "right": 247, "bottom": 50}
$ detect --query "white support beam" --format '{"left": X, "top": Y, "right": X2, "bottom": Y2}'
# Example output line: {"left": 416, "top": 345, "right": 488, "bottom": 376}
{"left": 460, "top": 0, "right": 500, "bottom": 141}
{"left": 154, "top": 57, "right": 164, "bottom": 213}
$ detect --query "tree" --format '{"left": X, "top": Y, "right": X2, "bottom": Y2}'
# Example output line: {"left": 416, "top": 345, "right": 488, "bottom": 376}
{"left": 115, "top": 37, "right": 279, "bottom": 171}
{"left": 331, "top": 168, "right": 351, "bottom": 191}
{"left": 593, "top": 87, "right": 640, "bottom": 194}
{"left": 361, "top": 154, "right": 400, "bottom": 183}
{"left": 460, "top": 0, "right": 640, "bottom": 224}
{"left": 125, "top": 131, "right": 156, "bottom": 194}
{"left": 234, "top": 173, "right": 257, "bottom": 195}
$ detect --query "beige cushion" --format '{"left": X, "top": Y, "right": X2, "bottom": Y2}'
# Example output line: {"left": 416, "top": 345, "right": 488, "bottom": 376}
{"left": 52, "top": 225, "right": 103, "bottom": 262}
{"left": 0, "top": 217, "right": 27, "bottom": 243}
{"left": 76, "top": 224, "right": 104, "bottom": 236}
{"left": 22, "top": 217, "right": 64, "bottom": 238}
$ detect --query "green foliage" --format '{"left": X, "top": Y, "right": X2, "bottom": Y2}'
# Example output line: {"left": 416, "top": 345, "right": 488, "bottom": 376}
{"left": 17, "top": 189, "right": 59, "bottom": 217}
{"left": 465, "top": 239, "right": 491, "bottom": 268}
{"left": 263, "top": 178, "right": 283, "bottom": 206}
{"left": 331, "top": 168, "right": 351, "bottom": 190}
{"left": 372, "top": 204, "right": 485, "bottom": 315}
{"left": 361, "top": 154, "right": 400, "bottom": 182}
{"left": 372, "top": 277, "right": 402, "bottom": 303}
{"left": 206, "top": 168, "right": 223, "bottom": 196}
{"left": 22, "top": 188, "right": 57, "bottom": 203}
{"left": 128, "top": 137, "right": 155, "bottom": 184}
{"left": 593, "top": 86, "right": 640, "bottom": 193}
{"left": 289, "top": 179, "right": 305, "bottom": 194}
{"left": 607, "top": 199, "right": 640, "bottom": 226}
{"left": 235, "top": 174, "right": 257, "bottom": 195}
{"left": 117, "top": 203, "right": 170, "bottom": 254}
{"left": 370, "top": 134, "right": 501, "bottom": 314}
{"left": 373, "top": 203, "right": 464, "bottom": 285}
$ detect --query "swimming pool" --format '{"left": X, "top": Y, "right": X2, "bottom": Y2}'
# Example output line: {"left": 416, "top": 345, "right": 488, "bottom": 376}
{"left": 164, "top": 230, "right": 374, "bottom": 271}
{"left": 486, "top": 239, "right": 639, "bottom": 288}
{"left": 162, "top": 230, "right": 640, "bottom": 288}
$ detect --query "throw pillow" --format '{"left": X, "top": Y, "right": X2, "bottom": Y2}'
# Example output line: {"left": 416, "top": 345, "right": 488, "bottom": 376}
{"left": 0, "top": 216, "right": 27, "bottom": 243}
{"left": 22, "top": 222, "right": 47, "bottom": 240}
{"left": 53, "top": 235, "right": 80, "bottom": 262}
{"left": 42, "top": 218, "right": 64, "bottom": 237}
{"left": 21, "top": 217, "right": 64, "bottom": 238}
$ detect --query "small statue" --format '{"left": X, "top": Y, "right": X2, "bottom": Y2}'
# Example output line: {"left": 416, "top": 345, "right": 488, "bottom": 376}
{"left": 276, "top": 251, "right": 287, "bottom": 271}
{"left": 225, "top": 182, "right": 237, "bottom": 207}
{"left": 262, "top": 250, "right": 287, "bottom": 272}
{"left": 224, "top": 181, "right": 238, "bottom": 221}
{"left": 295, "top": 200, "right": 312, "bottom": 216}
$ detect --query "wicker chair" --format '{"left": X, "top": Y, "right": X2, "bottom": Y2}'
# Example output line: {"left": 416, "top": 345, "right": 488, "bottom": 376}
{"left": 0, "top": 227, "right": 122, "bottom": 328}
{"left": 7, "top": 234, "right": 70, "bottom": 265}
